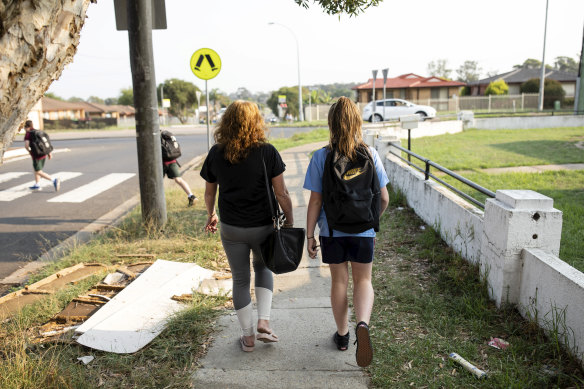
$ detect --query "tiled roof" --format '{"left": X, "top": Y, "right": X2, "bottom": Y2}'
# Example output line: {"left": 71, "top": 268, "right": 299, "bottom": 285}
{"left": 41, "top": 97, "right": 86, "bottom": 111}
{"left": 352, "top": 73, "right": 465, "bottom": 90}
{"left": 468, "top": 68, "right": 577, "bottom": 86}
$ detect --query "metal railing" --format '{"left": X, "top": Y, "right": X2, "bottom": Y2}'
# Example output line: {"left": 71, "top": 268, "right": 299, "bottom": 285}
{"left": 389, "top": 142, "right": 496, "bottom": 208}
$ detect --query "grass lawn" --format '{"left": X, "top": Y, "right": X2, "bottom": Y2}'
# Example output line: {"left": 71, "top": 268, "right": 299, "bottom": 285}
{"left": 409, "top": 127, "right": 584, "bottom": 170}
{"left": 405, "top": 127, "right": 584, "bottom": 271}
{"left": 369, "top": 187, "right": 584, "bottom": 387}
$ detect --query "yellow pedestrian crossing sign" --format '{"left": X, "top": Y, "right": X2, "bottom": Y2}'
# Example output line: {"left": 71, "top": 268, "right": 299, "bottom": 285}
{"left": 190, "top": 48, "right": 221, "bottom": 80}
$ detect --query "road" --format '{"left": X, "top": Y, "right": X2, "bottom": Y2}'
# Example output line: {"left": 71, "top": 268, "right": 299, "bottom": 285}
{"left": 0, "top": 125, "right": 319, "bottom": 281}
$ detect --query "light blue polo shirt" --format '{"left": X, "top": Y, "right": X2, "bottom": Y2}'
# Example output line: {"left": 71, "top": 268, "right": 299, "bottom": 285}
{"left": 303, "top": 146, "right": 389, "bottom": 237}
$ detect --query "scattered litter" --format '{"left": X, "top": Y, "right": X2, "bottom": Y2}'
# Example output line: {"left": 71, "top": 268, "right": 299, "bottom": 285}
{"left": 102, "top": 272, "right": 126, "bottom": 285}
{"left": 76, "top": 260, "right": 217, "bottom": 354}
{"left": 87, "top": 294, "right": 111, "bottom": 302}
{"left": 77, "top": 355, "right": 94, "bottom": 365}
{"left": 40, "top": 325, "right": 80, "bottom": 337}
{"left": 449, "top": 352, "right": 487, "bottom": 379}
{"left": 487, "top": 337, "right": 509, "bottom": 350}
{"left": 419, "top": 225, "right": 426, "bottom": 230}
{"left": 541, "top": 364, "right": 560, "bottom": 377}
{"left": 397, "top": 207, "right": 404, "bottom": 211}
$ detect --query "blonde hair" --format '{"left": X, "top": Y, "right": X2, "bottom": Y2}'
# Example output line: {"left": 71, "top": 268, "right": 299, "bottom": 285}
{"left": 214, "top": 100, "right": 267, "bottom": 163}
{"left": 327, "top": 96, "right": 365, "bottom": 161}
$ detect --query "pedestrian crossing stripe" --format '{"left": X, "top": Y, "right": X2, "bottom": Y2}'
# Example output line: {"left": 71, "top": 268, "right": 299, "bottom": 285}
{"left": 48, "top": 173, "right": 135, "bottom": 203}
{"left": 0, "top": 172, "right": 28, "bottom": 184}
{"left": 0, "top": 172, "right": 135, "bottom": 203}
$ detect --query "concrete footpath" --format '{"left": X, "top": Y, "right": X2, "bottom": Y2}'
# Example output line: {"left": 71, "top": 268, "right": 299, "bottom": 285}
{"left": 189, "top": 142, "right": 370, "bottom": 388}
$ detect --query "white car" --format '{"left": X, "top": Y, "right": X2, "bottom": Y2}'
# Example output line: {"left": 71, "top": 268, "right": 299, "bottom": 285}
{"left": 362, "top": 99, "right": 436, "bottom": 122}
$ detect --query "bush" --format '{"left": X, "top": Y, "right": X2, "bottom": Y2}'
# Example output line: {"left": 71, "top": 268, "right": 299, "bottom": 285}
{"left": 520, "top": 78, "right": 566, "bottom": 109}
{"left": 485, "top": 79, "right": 509, "bottom": 95}
{"left": 459, "top": 86, "right": 470, "bottom": 96}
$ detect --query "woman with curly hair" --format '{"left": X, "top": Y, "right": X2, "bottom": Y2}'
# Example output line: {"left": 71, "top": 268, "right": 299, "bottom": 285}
{"left": 200, "top": 100, "right": 294, "bottom": 352}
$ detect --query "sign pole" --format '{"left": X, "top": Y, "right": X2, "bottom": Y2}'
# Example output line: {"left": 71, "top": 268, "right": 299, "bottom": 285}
{"left": 205, "top": 80, "right": 210, "bottom": 151}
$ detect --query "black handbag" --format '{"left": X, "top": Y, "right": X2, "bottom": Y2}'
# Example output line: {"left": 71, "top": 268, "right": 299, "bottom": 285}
{"left": 259, "top": 158, "right": 305, "bottom": 274}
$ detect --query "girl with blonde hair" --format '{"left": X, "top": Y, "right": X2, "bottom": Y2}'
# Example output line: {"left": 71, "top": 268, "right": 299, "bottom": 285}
{"left": 303, "top": 96, "right": 389, "bottom": 367}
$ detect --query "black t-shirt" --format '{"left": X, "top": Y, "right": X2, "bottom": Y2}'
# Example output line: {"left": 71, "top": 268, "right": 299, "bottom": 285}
{"left": 200, "top": 143, "right": 286, "bottom": 227}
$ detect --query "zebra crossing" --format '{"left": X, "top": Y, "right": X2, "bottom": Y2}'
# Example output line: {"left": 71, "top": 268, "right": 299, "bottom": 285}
{"left": 0, "top": 172, "right": 135, "bottom": 203}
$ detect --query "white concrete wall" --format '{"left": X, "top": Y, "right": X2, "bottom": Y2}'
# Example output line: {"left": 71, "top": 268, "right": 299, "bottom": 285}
{"left": 473, "top": 115, "right": 584, "bottom": 130}
{"left": 519, "top": 248, "right": 584, "bottom": 362}
{"left": 381, "top": 150, "right": 484, "bottom": 264}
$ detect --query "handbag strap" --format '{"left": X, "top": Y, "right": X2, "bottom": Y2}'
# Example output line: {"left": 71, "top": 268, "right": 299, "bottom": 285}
{"left": 261, "top": 156, "right": 282, "bottom": 228}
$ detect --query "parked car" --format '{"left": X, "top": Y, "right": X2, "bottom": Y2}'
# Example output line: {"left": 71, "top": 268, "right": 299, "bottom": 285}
{"left": 362, "top": 99, "right": 436, "bottom": 122}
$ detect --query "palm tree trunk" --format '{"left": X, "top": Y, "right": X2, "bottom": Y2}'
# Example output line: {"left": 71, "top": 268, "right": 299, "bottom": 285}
{"left": 0, "top": 0, "right": 94, "bottom": 162}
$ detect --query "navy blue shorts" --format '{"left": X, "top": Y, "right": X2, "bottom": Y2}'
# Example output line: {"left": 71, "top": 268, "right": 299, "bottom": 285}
{"left": 319, "top": 236, "right": 375, "bottom": 264}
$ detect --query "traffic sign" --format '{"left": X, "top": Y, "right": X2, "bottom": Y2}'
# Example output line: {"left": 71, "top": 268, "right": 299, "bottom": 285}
{"left": 190, "top": 48, "right": 221, "bottom": 80}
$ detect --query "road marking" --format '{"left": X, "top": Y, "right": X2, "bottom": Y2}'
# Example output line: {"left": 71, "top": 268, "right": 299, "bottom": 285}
{"left": 48, "top": 173, "right": 135, "bottom": 203}
{"left": 0, "top": 172, "right": 28, "bottom": 184}
{"left": 2, "top": 148, "right": 71, "bottom": 163}
{"left": 0, "top": 172, "right": 82, "bottom": 201}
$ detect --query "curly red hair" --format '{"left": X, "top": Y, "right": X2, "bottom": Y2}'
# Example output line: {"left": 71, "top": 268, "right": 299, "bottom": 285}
{"left": 214, "top": 100, "right": 267, "bottom": 163}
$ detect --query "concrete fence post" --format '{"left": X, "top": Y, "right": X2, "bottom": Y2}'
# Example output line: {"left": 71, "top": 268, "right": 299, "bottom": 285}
{"left": 480, "top": 190, "right": 563, "bottom": 307}
{"left": 374, "top": 135, "right": 400, "bottom": 159}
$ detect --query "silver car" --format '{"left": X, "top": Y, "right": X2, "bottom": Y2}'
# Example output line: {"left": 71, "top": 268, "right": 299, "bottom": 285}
{"left": 362, "top": 99, "right": 436, "bottom": 122}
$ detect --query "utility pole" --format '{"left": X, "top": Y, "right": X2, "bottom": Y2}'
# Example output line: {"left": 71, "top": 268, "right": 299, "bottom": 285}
{"left": 127, "top": 0, "right": 167, "bottom": 228}
{"left": 538, "top": 0, "right": 549, "bottom": 111}
{"left": 576, "top": 23, "right": 584, "bottom": 115}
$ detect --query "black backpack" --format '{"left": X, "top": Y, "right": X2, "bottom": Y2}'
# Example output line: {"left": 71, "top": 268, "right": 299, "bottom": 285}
{"left": 322, "top": 144, "right": 381, "bottom": 235}
{"left": 29, "top": 130, "right": 54, "bottom": 158}
{"left": 160, "top": 130, "right": 182, "bottom": 161}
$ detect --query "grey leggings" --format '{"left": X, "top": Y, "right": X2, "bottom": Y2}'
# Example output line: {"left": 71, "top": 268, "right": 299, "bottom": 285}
{"left": 220, "top": 222, "right": 274, "bottom": 310}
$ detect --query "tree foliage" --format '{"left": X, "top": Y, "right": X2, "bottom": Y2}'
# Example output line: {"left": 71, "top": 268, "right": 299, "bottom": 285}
{"left": 88, "top": 96, "right": 104, "bottom": 104}
{"left": 553, "top": 56, "right": 578, "bottom": 73}
{"left": 520, "top": 78, "right": 565, "bottom": 108}
{"left": 158, "top": 79, "right": 200, "bottom": 124}
{"left": 118, "top": 88, "right": 134, "bottom": 106}
{"left": 295, "top": 0, "right": 382, "bottom": 16}
{"left": 267, "top": 86, "right": 304, "bottom": 117}
{"left": 427, "top": 59, "right": 452, "bottom": 79}
{"left": 44, "top": 93, "right": 63, "bottom": 101}
{"left": 456, "top": 60, "right": 482, "bottom": 83}
{"left": 104, "top": 97, "right": 118, "bottom": 106}
{"left": 485, "top": 79, "right": 509, "bottom": 96}
{"left": 513, "top": 58, "right": 553, "bottom": 71}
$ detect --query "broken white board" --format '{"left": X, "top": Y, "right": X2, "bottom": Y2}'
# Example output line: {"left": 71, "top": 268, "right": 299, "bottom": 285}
{"left": 76, "top": 259, "right": 214, "bottom": 354}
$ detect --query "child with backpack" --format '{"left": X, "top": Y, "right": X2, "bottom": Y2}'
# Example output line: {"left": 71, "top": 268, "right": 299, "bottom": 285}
{"left": 160, "top": 130, "right": 197, "bottom": 206}
{"left": 303, "top": 97, "right": 389, "bottom": 367}
{"left": 23, "top": 120, "right": 60, "bottom": 191}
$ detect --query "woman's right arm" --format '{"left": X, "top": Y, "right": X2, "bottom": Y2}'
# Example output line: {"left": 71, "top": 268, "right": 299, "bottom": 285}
{"left": 306, "top": 191, "right": 322, "bottom": 259}
{"left": 271, "top": 173, "right": 294, "bottom": 226}
{"left": 204, "top": 182, "right": 219, "bottom": 233}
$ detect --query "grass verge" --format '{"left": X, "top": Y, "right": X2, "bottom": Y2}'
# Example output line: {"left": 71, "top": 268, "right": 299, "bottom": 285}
{"left": 409, "top": 127, "right": 584, "bottom": 170}
{"left": 369, "top": 185, "right": 584, "bottom": 388}
{"left": 0, "top": 188, "right": 229, "bottom": 388}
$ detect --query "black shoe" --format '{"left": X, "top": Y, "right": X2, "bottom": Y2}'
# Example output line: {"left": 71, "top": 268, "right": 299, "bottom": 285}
{"left": 333, "top": 331, "right": 350, "bottom": 351}
{"left": 355, "top": 321, "right": 373, "bottom": 367}
{"left": 188, "top": 195, "right": 197, "bottom": 207}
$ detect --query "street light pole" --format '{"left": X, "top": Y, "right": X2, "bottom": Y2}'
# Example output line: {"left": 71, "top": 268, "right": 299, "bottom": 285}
{"left": 269, "top": 22, "right": 304, "bottom": 121}
{"left": 538, "top": 0, "right": 549, "bottom": 111}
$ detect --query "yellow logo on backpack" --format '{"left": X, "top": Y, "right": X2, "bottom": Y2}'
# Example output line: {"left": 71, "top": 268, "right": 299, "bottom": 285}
{"left": 343, "top": 167, "right": 365, "bottom": 180}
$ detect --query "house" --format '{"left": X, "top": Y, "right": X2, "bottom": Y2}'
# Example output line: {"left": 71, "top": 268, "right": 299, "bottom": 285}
{"left": 352, "top": 73, "right": 466, "bottom": 104}
{"left": 29, "top": 97, "right": 137, "bottom": 129}
{"left": 467, "top": 68, "right": 577, "bottom": 97}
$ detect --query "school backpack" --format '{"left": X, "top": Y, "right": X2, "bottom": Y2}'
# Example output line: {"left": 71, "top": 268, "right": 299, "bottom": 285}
{"left": 160, "top": 130, "right": 182, "bottom": 161}
{"left": 29, "top": 130, "right": 54, "bottom": 158}
{"left": 322, "top": 144, "right": 381, "bottom": 235}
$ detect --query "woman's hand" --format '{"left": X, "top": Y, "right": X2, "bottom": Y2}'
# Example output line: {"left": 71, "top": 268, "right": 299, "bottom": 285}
{"left": 205, "top": 214, "right": 219, "bottom": 233}
{"left": 307, "top": 236, "right": 319, "bottom": 259}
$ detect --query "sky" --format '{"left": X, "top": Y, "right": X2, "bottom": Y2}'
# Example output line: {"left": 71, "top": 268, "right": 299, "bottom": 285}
{"left": 47, "top": 0, "right": 584, "bottom": 100}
